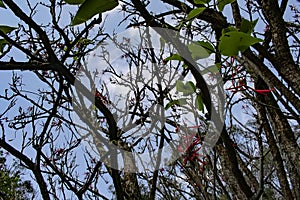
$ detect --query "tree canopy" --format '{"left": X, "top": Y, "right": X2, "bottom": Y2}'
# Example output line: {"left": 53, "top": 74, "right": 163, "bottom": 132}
{"left": 0, "top": 0, "right": 299, "bottom": 199}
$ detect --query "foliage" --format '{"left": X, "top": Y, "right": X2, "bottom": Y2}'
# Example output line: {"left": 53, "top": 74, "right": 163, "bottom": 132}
{"left": 187, "top": 7, "right": 206, "bottom": 20}
{"left": 0, "top": 151, "right": 34, "bottom": 200}
{"left": 65, "top": 0, "right": 118, "bottom": 25}
{"left": 217, "top": 0, "right": 236, "bottom": 11}
{"left": 219, "top": 30, "right": 262, "bottom": 56}
{"left": 0, "top": 0, "right": 299, "bottom": 199}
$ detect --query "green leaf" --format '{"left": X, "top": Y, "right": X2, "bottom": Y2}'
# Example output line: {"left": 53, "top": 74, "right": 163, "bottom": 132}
{"left": 195, "top": 94, "right": 204, "bottom": 112}
{"left": 222, "top": 26, "right": 238, "bottom": 34}
{"left": 186, "top": 81, "right": 196, "bottom": 92}
{"left": 0, "top": 25, "right": 17, "bottom": 34}
{"left": 218, "top": 31, "right": 263, "bottom": 56}
{"left": 0, "top": 39, "right": 8, "bottom": 53}
{"left": 164, "top": 54, "right": 183, "bottom": 61}
{"left": 217, "top": 0, "right": 236, "bottom": 12}
{"left": 240, "top": 18, "right": 258, "bottom": 34}
{"left": 188, "top": 41, "right": 214, "bottom": 59}
{"left": 165, "top": 98, "right": 187, "bottom": 110}
{"left": 200, "top": 64, "right": 220, "bottom": 75}
{"left": 165, "top": 101, "right": 175, "bottom": 110}
{"left": 64, "top": 0, "right": 85, "bottom": 4}
{"left": 176, "top": 80, "right": 196, "bottom": 96}
{"left": 177, "top": 98, "right": 188, "bottom": 106}
{"left": 182, "top": 63, "right": 189, "bottom": 69}
{"left": 176, "top": 80, "right": 186, "bottom": 92}
{"left": 198, "top": 41, "right": 215, "bottom": 54}
{"left": 0, "top": 0, "right": 6, "bottom": 8}
{"left": 194, "top": 0, "right": 210, "bottom": 4}
{"left": 72, "top": 0, "right": 118, "bottom": 25}
{"left": 187, "top": 7, "right": 206, "bottom": 20}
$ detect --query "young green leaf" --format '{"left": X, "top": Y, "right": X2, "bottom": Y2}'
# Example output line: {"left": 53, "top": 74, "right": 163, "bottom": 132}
{"left": 176, "top": 80, "right": 196, "bottom": 96}
{"left": 186, "top": 81, "right": 196, "bottom": 92}
{"left": 64, "top": 0, "right": 85, "bottom": 4}
{"left": 72, "top": 0, "right": 118, "bottom": 25}
{"left": 198, "top": 41, "right": 215, "bottom": 54}
{"left": 187, "top": 7, "right": 206, "bottom": 20}
{"left": 217, "top": 0, "right": 236, "bottom": 12}
{"left": 218, "top": 31, "right": 263, "bottom": 56}
{"left": 200, "top": 64, "right": 220, "bottom": 75}
{"left": 195, "top": 94, "right": 204, "bottom": 112}
{"left": 165, "top": 101, "right": 175, "bottom": 110}
{"left": 240, "top": 18, "right": 258, "bottom": 34}
{"left": 176, "top": 80, "right": 186, "bottom": 93}
{"left": 164, "top": 54, "right": 183, "bottom": 61}
{"left": 188, "top": 41, "right": 215, "bottom": 59}
{"left": 165, "top": 98, "right": 187, "bottom": 110}
{"left": 0, "top": 25, "right": 17, "bottom": 34}
{"left": 194, "top": 0, "right": 211, "bottom": 4}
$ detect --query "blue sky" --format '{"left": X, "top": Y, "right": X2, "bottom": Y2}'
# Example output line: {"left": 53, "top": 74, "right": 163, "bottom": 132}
{"left": 0, "top": 0, "right": 299, "bottom": 198}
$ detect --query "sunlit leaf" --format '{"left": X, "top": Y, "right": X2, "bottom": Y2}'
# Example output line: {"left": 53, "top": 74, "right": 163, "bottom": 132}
{"left": 187, "top": 7, "right": 206, "bottom": 20}
{"left": 64, "top": 0, "right": 85, "bottom": 5}
{"left": 72, "top": 0, "right": 118, "bottom": 25}
{"left": 240, "top": 18, "right": 258, "bottom": 34}
{"left": 222, "top": 26, "right": 238, "bottom": 34}
{"left": 218, "top": 31, "right": 263, "bottom": 56}
{"left": 217, "top": 0, "right": 236, "bottom": 11}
